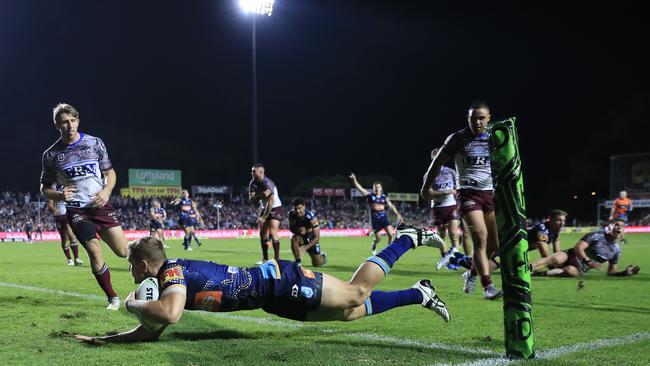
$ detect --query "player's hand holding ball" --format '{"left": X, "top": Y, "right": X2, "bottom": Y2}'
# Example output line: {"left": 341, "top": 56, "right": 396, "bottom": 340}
{"left": 126, "top": 277, "right": 164, "bottom": 331}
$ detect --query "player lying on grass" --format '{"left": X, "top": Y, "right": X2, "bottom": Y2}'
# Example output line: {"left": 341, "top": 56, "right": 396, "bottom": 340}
{"left": 529, "top": 219, "right": 640, "bottom": 278}
{"left": 75, "top": 224, "right": 449, "bottom": 344}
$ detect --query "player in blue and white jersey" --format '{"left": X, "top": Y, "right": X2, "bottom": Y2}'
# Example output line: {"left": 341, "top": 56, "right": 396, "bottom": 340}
{"left": 421, "top": 100, "right": 502, "bottom": 300}
{"left": 171, "top": 190, "right": 202, "bottom": 251}
{"left": 40, "top": 103, "right": 128, "bottom": 310}
{"left": 350, "top": 173, "right": 403, "bottom": 255}
{"left": 288, "top": 197, "right": 327, "bottom": 267}
{"left": 249, "top": 163, "right": 284, "bottom": 263}
{"left": 530, "top": 219, "right": 639, "bottom": 277}
{"left": 149, "top": 199, "right": 168, "bottom": 248}
{"left": 74, "top": 224, "right": 450, "bottom": 344}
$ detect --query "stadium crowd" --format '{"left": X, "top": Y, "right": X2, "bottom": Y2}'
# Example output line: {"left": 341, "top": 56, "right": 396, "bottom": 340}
{"left": 0, "top": 191, "right": 431, "bottom": 232}
{"left": 2, "top": 191, "right": 647, "bottom": 233}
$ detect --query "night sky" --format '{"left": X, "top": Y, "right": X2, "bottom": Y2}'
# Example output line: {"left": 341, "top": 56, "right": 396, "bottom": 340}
{"left": 2, "top": 1, "right": 649, "bottom": 220}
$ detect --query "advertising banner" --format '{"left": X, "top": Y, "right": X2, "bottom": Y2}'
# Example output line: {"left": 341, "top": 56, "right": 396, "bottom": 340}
{"left": 128, "top": 169, "right": 182, "bottom": 186}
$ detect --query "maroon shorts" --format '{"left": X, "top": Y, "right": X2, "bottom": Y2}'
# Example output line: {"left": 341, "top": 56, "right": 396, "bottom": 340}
{"left": 54, "top": 215, "right": 69, "bottom": 231}
{"left": 565, "top": 248, "right": 589, "bottom": 274}
{"left": 66, "top": 202, "right": 121, "bottom": 233}
{"left": 459, "top": 189, "right": 494, "bottom": 216}
{"left": 260, "top": 206, "right": 285, "bottom": 222}
{"left": 432, "top": 205, "right": 460, "bottom": 226}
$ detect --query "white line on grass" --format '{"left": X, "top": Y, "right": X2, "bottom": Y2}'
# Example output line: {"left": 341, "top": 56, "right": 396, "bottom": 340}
{"left": 0, "top": 282, "right": 497, "bottom": 357}
{"left": 429, "top": 332, "right": 650, "bottom": 366}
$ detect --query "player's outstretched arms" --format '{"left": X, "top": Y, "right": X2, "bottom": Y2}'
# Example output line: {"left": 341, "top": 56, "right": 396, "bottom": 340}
{"left": 75, "top": 324, "right": 166, "bottom": 345}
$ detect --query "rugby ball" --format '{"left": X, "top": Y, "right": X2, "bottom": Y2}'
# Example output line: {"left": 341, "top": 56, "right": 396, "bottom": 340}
{"left": 134, "top": 277, "right": 164, "bottom": 331}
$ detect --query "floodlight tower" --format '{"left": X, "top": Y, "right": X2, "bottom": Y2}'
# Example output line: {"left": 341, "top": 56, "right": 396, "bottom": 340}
{"left": 239, "top": 0, "right": 274, "bottom": 163}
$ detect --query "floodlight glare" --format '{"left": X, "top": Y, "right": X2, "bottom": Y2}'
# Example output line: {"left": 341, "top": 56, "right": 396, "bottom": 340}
{"left": 239, "top": 0, "right": 275, "bottom": 16}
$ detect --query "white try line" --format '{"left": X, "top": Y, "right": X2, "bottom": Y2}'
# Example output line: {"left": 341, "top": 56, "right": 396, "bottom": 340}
{"left": 430, "top": 332, "right": 650, "bottom": 366}
{"left": 0, "top": 282, "right": 497, "bottom": 357}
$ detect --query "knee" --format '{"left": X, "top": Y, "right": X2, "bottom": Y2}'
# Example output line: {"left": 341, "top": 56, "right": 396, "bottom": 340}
{"left": 347, "top": 285, "right": 369, "bottom": 307}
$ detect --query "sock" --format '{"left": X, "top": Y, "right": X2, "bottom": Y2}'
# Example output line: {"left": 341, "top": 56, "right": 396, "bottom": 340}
{"left": 70, "top": 242, "right": 79, "bottom": 259}
{"left": 94, "top": 264, "right": 117, "bottom": 299}
{"left": 366, "top": 236, "right": 413, "bottom": 275}
{"left": 193, "top": 233, "right": 201, "bottom": 244}
{"left": 62, "top": 245, "right": 71, "bottom": 260}
{"left": 272, "top": 240, "right": 280, "bottom": 259}
{"left": 480, "top": 274, "right": 493, "bottom": 288}
{"left": 470, "top": 264, "right": 478, "bottom": 276}
{"left": 261, "top": 239, "right": 269, "bottom": 260}
{"left": 364, "top": 288, "right": 423, "bottom": 316}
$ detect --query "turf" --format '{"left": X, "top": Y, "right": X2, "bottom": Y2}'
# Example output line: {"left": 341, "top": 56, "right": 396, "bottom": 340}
{"left": 0, "top": 233, "right": 648, "bottom": 365}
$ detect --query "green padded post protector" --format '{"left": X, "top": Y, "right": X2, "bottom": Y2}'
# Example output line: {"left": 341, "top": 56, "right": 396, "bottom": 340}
{"left": 489, "top": 117, "right": 535, "bottom": 359}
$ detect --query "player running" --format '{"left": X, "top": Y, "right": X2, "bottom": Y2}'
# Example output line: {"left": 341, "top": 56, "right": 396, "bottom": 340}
{"left": 349, "top": 173, "right": 403, "bottom": 255}
{"left": 47, "top": 192, "right": 82, "bottom": 266}
{"left": 421, "top": 100, "right": 502, "bottom": 300}
{"left": 530, "top": 219, "right": 640, "bottom": 278}
{"left": 40, "top": 103, "right": 128, "bottom": 310}
{"left": 171, "top": 190, "right": 202, "bottom": 251}
{"left": 288, "top": 197, "right": 328, "bottom": 267}
{"left": 74, "top": 224, "right": 449, "bottom": 344}
{"left": 609, "top": 190, "right": 633, "bottom": 244}
{"left": 423, "top": 148, "right": 464, "bottom": 270}
{"left": 249, "top": 163, "right": 284, "bottom": 263}
{"left": 149, "top": 199, "right": 168, "bottom": 249}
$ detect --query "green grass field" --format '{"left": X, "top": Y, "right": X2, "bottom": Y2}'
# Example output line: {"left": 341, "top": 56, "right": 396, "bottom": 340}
{"left": 1, "top": 233, "right": 649, "bottom": 365}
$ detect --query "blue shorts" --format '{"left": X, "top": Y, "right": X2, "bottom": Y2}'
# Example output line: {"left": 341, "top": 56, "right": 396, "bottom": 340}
{"left": 149, "top": 220, "right": 163, "bottom": 230}
{"left": 259, "top": 260, "right": 323, "bottom": 321}
{"left": 179, "top": 216, "right": 196, "bottom": 228}
{"left": 298, "top": 233, "right": 322, "bottom": 255}
{"left": 371, "top": 215, "right": 391, "bottom": 232}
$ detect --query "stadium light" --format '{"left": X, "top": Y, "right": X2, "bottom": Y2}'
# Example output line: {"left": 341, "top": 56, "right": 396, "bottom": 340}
{"left": 239, "top": 0, "right": 274, "bottom": 16}
{"left": 239, "top": 0, "right": 276, "bottom": 162}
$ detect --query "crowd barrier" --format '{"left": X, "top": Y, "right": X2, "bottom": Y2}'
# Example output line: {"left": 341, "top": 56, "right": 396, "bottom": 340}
{"left": 0, "top": 228, "right": 371, "bottom": 241}
{"left": 2, "top": 226, "right": 649, "bottom": 242}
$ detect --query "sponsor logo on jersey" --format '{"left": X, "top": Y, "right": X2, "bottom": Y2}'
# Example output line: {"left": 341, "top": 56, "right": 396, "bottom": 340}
{"left": 162, "top": 266, "right": 184, "bottom": 285}
{"left": 291, "top": 284, "right": 299, "bottom": 298}
{"left": 227, "top": 266, "right": 239, "bottom": 274}
{"left": 62, "top": 163, "right": 99, "bottom": 179}
{"left": 194, "top": 291, "right": 223, "bottom": 312}
{"left": 300, "top": 267, "right": 316, "bottom": 279}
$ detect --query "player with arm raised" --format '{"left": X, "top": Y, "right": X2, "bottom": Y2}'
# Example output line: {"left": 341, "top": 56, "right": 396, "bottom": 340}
{"left": 40, "top": 103, "right": 128, "bottom": 310}
{"left": 421, "top": 101, "right": 502, "bottom": 300}
{"left": 349, "top": 173, "right": 403, "bottom": 255}
{"left": 48, "top": 192, "right": 82, "bottom": 266}
{"left": 288, "top": 197, "right": 327, "bottom": 267}
{"left": 530, "top": 219, "right": 639, "bottom": 278}
{"left": 249, "top": 163, "right": 284, "bottom": 264}
{"left": 74, "top": 223, "right": 449, "bottom": 344}
{"left": 171, "top": 190, "right": 199, "bottom": 251}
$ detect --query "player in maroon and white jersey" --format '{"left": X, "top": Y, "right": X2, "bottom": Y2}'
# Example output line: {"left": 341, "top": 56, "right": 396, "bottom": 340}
{"left": 421, "top": 101, "right": 502, "bottom": 300}
{"left": 249, "top": 163, "right": 284, "bottom": 264}
{"left": 40, "top": 103, "right": 128, "bottom": 310}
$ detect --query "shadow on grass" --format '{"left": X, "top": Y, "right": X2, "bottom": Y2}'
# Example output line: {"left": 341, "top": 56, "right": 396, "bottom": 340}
{"left": 170, "top": 329, "right": 258, "bottom": 341}
{"left": 535, "top": 300, "right": 650, "bottom": 315}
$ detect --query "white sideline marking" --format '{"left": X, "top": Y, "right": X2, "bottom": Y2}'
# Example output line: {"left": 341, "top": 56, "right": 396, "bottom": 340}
{"left": 0, "top": 282, "right": 496, "bottom": 357}
{"left": 430, "top": 332, "right": 650, "bottom": 366}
